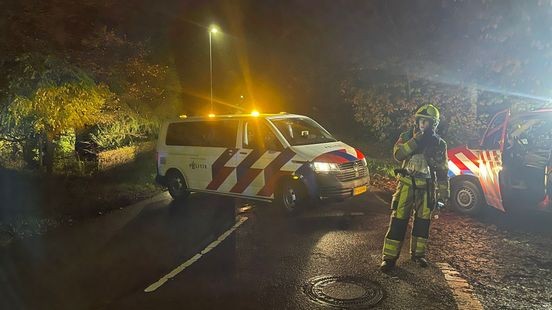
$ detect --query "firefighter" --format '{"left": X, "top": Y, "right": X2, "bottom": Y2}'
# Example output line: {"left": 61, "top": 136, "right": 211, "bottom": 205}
{"left": 380, "top": 104, "right": 450, "bottom": 272}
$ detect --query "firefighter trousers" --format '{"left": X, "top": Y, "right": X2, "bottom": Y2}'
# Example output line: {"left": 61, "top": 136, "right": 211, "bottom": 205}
{"left": 382, "top": 178, "right": 433, "bottom": 261}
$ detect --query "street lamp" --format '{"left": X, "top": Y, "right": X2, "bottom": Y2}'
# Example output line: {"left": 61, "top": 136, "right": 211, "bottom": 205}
{"left": 209, "top": 25, "right": 219, "bottom": 114}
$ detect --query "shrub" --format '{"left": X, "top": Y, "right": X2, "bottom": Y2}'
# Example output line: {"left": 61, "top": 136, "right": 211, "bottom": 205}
{"left": 341, "top": 76, "right": 549, "bottom": 147}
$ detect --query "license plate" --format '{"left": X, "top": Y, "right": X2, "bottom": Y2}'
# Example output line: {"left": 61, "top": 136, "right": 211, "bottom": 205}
{"left": 353, "top": 185, "right": 367, "bottom": 196}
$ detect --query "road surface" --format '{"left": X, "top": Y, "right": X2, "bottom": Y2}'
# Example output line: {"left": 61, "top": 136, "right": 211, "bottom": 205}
{"left": 1, "top": 189, "right": 551, "bottom": 309}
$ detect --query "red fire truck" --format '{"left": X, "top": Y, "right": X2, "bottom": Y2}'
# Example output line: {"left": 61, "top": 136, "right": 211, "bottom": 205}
{"left": 448, "top": 109, "right": 552, "bottom": 215}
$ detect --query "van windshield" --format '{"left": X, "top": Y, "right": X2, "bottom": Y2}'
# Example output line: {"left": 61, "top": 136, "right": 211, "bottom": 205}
{"left": 270, "top": 117, "right": 337, "bottom": 146}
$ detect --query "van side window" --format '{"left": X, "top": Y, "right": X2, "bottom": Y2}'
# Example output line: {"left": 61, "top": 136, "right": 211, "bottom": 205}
{"left": 243, "top": 121, "right": 283, "bottom": 151}
{"left": 166, "top": 120, "right": 238, "bottom": 147}
{"left": 207, "top": 121, "right": 238, "bottom": 147}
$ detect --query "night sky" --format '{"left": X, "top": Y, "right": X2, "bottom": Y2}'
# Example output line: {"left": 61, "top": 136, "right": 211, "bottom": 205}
{"left": 3, "top": 0, "right": 552, "bottom": 115}
{"left": 159, "top": 0, "right": 552, "bottom": 114}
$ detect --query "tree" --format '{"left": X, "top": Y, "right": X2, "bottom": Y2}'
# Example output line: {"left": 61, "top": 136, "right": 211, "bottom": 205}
{"left": 0, "top": 0, "right": 189, "bottom": 174}
{"left": 75, "top": 27, "right": 180, "bottom": 120}
{"left": 341, "top": 74, "right": 483, "bottom": 147}
{"left": 2, "top": 53, "right": 112, "bottom": 172}
{"left": 341, "top": 71, "right": 550, "bottom": 148}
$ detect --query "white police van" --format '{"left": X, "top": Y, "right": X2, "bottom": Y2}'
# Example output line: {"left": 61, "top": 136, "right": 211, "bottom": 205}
{"left": 156, "top": 113, "right": 370, "bottom": 213}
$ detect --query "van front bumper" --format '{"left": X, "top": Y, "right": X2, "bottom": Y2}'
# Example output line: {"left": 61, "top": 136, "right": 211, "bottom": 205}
{"left": 316, "top": 174, "right": 370, "bottom": 200}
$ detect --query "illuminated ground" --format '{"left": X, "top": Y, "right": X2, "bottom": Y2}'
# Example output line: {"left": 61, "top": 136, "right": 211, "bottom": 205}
{"left": 1, "top": 190, "right": 551, "bottom": 309}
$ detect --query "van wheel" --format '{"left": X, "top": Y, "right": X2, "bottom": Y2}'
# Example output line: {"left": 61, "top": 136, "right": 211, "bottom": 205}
{"left": 451, "top": 179, "right": 484, "bottom": 216}
{"left": 167, "top": 170, "right": 190, "bottom": 201}
{"left": 276, "top": 180, "right": 306, "bottom": 215}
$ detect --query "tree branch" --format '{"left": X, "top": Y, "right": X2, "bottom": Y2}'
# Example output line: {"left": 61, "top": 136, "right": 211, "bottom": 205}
{"left": 0, "top": 134, "right": 27, "bottom": 143}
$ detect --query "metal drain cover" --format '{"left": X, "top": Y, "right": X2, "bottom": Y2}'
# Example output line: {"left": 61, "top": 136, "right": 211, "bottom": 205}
{"left": 304, "top": 275, "right": 384, "bottom": 308}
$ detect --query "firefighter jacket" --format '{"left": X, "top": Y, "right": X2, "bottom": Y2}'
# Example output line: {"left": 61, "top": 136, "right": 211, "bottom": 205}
{"left": 393, "top": 129, "right": 450, "bottom": 200}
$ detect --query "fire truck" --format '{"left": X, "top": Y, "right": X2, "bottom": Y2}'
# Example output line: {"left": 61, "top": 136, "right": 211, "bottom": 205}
{"left": 448, "top": 109, "right": 552, "bottom": 215}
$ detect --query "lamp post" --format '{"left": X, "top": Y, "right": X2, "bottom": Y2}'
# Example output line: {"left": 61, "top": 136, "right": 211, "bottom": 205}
{"left": 209, "top": 25, "right": 219, "bottom": 113}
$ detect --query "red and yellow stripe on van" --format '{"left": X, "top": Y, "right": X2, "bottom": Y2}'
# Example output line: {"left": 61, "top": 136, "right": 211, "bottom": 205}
{"left": 448, "top": 146, "right": 504, "bottom": 212}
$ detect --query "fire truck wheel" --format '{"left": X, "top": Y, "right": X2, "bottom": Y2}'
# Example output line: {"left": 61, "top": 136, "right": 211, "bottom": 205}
{"left": 166, "top": 170, "right": 190, "bottom": 201}
{"left": 276, "top": 180, "right": 307, "bottom": 215}
{"left": 451, "top": 179, "right": 484, "bottom": 215}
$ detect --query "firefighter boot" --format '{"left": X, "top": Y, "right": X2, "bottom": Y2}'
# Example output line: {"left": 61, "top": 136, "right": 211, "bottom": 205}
{"left": 412, "top": 256, "right": 429, "bottom": 268}
{"left": 380, "top": 259, "right": 396, "bottom": 272}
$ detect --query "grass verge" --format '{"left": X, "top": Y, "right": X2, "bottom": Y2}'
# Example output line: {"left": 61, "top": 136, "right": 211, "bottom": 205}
{"left": 0, "top": 151, "right": 163, "bottom": 245}
{"left": 366, "top": 158, "right": 398, "bottom": 193}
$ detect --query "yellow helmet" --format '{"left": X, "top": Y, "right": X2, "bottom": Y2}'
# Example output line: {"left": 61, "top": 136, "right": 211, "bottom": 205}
{"left": 415, "top": 104, "right": 440, "bottom": 126}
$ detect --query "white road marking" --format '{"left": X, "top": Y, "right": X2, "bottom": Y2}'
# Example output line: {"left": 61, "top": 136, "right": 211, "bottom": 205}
{"left": 374, "top": 193, "right": 391, "bottom": 206}
{"left": 238, "top": 204, "right": 255, "bottom": 214}
{"left": 436, "top": 262, "right": 484, "bottom": 310}
{"left": 144, "top": 216, "right": 248, "bottom": 293}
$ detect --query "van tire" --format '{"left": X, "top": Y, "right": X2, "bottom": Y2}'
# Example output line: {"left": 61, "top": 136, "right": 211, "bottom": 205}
{"left": 275, "top": 180, "right": 307, "bottom": 215}
{"left": 166, "top": 170, "right": 190, "bottom": 201}
{"left": 451, "top": 179, "right": 484, "bottom": 216}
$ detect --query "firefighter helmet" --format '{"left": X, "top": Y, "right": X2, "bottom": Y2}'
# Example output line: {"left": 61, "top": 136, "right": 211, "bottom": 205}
{"left": 415, "top": 104, "right": 440, "bottom": 128}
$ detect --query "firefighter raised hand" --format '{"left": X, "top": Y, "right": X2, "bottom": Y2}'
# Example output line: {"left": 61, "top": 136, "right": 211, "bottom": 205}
{"left": 380, "top": 104, "right": 450, "bottom": 272}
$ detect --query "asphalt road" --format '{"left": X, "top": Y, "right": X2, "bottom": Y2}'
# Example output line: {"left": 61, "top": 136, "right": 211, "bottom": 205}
{"left": 2, "top": 188, "right": 550, "bottom": 309}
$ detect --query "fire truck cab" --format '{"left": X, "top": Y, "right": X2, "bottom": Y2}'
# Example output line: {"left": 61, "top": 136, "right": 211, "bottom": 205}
{"left": 448, "top": 109, "right": 552, "bottom": 215}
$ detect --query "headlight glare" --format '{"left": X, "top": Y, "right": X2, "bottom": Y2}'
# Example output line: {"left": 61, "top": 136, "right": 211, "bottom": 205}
{"left": 313, "top": 162, "right": 339, "bottom": 173}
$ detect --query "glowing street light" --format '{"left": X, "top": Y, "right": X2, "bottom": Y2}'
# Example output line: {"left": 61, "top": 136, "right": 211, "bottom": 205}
{"left": 209, "top": 25, "right": 219, "bottom": 114}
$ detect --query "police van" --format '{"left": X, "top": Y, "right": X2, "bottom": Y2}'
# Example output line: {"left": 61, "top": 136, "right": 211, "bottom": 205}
{"left": 156, "top": 113, "right": 370, "bottom": 213}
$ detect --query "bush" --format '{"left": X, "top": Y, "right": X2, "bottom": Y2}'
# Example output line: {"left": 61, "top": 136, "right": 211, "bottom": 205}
{"left": 89, "top": 116, "right": 157, "bottom": 152}
{"left": 0, "top": 141, "right": 26, "bottom": 169}
{"left": 341, "top": 76, "right": 549, "bottom": 147}
{"left": 366, "top": 159, "right": 398, "bottom": 178}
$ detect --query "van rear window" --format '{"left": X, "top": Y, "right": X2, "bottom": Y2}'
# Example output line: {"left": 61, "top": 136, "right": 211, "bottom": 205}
{"left": 166, "top": 120, "right": 238, "bottom": 147}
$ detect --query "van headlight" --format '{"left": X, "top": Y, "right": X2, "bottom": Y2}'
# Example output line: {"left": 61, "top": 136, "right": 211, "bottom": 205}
{"left": 312, "top": 162, "right": 340, "bottom": 173}
{"left": 361, "top": 158, "right": 367, "bottom": 166}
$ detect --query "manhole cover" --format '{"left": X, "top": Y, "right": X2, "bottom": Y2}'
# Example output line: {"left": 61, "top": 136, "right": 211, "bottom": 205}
{"left": 303, "top": 275, "right": 384, "bottom": 308}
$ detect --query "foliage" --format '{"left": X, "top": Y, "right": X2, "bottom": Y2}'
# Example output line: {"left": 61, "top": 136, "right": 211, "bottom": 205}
{"left": 75, "top": 28, "right": 179, "bottom": 120}
{"left": 51, "top": 130, "right": 93, "bottom": 175}
{"left": 0, "top": 140, "right": 25, "bottom": 169}
{"left": 3, "top": 54, "right": 113, "bottom": 140}
{"left": 0, "top": 53, "right": 114, "bottom": 172}
{"left": 55, "top": 131, "right": 76, "bottom": 154}
{"left": 341, "top": 75, "right": 549, "bottom": 147}
{"left": 365, "top": 158, "right": 398, "bottom": 178}
{"left": 0, "top": 2, "right": 177, "bottom": 178}
{"left": 0, "top": 27, "right": 172, "bottom": 171}
{"left": 90, "top": 116, "right": 157, "bottom": 152}
{"left": 9, "top": 83, "right": 110, "bottom": 139}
